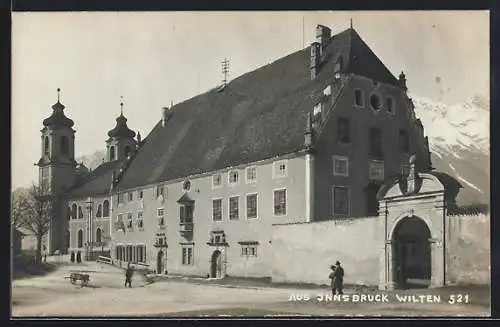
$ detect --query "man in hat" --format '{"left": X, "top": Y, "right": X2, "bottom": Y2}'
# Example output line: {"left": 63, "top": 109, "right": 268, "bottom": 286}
{"left": 124, "top": 262, "right": 134, "bottom": 288}
{"left": 332, "top": 261, "right": 344, "bottom": 295}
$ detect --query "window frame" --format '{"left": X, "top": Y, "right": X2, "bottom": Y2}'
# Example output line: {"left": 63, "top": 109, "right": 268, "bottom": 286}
{"left": 228, "top": 170, "right": 239, "bottom": 186}
{"left": 212, "top": 173, "right": 223, "bottom": 189}
{"left": 333, "top": 155, "right": 349, "bottom": 177}
{"left": 245, "top": 193, "right": 258, "bottom": 220}
{"left": 212, "top": 198, "right": 223, "bottom": 222}
{"left": 332, "top": 185, "right": 350, "bottom": 216}
{"left": 369, "top": 92, "right": 382, "bottom": 113}
{"left": 368, "top": 160, "right": 385, "bottom": 181}
{"left": 354, "top": 89, "right": 365, "bottom": 108}
{"left": 228, "top": 195, "right": 240, "bottom": 220}
{"left": 245, "top": 166, "right": 257, "bottom": 184}
{"left": 272, "top": 160, "right": 288, "bottom": 179}
{"left": 273, "top": 188, "right": 287, "bottom": 217}
{"left": 386, "top": 96, "right": 396, "bottom": 115}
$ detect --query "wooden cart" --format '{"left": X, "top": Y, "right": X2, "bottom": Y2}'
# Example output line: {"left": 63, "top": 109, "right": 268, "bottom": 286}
{"left": 65, "top": 272, "right": 90, "bottom": 287}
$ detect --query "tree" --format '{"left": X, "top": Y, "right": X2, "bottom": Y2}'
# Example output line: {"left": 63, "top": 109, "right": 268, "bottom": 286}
{"left": 11, "top": 183, "right": 52, "bottom": 264}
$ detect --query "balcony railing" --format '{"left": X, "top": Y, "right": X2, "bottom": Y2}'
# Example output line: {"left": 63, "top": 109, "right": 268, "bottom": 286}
{"left": 179, "top": 222, "right": 193, "bottom": 233}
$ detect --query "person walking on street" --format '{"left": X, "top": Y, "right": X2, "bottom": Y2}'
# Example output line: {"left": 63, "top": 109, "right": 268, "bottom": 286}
{"left": 333, "top": 261, "right": 344, "bottom": 295}
{"left": 125, "top": 263, "right": 134, "bottom": 288}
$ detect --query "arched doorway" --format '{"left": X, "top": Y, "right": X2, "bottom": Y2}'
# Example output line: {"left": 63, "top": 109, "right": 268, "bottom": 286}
{"left": 211, "top": 250, "right": 223, "bottom": 279}
{"left": 157, "top": 250, "right": 164, "bottom": 274}
{"left": 392, "top": 216, "right": 431, "bottom": 289}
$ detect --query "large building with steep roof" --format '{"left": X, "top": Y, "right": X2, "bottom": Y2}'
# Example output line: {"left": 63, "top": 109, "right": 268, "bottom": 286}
{"left": 37, "top": 25, "right": 487, "bottom": 287}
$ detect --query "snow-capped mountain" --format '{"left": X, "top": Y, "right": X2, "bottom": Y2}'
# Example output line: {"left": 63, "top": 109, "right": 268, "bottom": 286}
{"left": 412, "top": 94, "right": 490, "bottom": 205}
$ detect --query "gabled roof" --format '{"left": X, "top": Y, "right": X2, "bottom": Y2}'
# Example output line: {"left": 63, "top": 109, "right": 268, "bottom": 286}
{"left": 67, "top": 160, "right": 124, "bottom": 198}
{"left": 109, "top": 28, "right": 400, "bottom": 191}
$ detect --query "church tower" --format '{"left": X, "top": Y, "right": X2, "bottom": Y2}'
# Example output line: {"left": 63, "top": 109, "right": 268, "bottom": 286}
{"left": 106, "top": 99, "right": 137, "bottom": 162}
{"left": 37, "top": 88, "right": 78, "bottom": 254}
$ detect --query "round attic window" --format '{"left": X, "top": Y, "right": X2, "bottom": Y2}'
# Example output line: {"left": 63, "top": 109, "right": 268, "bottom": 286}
{"left": 370, "top": 94, "right": 381, "bottom": 112}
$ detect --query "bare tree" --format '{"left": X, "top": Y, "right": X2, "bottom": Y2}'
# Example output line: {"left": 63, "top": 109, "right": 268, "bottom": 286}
{"left": 12, "top": 183, "right": 52, "bottom": 264}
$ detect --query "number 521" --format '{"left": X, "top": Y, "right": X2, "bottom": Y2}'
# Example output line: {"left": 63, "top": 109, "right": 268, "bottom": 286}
{"left": 448, "top": 294, "right": 470, "bottom": 304}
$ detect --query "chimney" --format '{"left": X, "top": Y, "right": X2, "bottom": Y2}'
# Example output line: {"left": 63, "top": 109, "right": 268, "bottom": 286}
{"left": 161, "top": 107, "right": 168, "bottom": 127}
{"left": 137, "top": 131, "right": 141, "bottom": 143}
{"left": 310, "top": 42, "right": 321, "bottom": 80}
{"left": 316, "top": 25, "right": 331, "bottom": 56}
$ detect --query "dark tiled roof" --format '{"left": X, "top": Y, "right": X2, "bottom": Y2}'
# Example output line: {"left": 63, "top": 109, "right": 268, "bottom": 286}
{"left": 114, "top": 28, "right": 400, "bottom": 191}
{"left": 43, "top": 102, "right": 74, "bottom": 128}
{"left": 67, "top": 160, "right": 124, "bottom": 198}
{"left": 107, "top": 114, "right": 136, "bottom": 138}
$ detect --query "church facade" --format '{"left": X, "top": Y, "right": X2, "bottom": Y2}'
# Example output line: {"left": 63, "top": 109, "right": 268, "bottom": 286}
{"left": 37, "top": 24, "right": 485, "bottom": 287}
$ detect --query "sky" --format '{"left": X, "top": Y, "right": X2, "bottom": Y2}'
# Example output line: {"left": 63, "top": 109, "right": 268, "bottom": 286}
{"left": 11, "top": 11, "right": 490, "bottom": 189}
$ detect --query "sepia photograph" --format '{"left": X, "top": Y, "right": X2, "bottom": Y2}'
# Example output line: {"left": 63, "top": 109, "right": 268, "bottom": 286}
{"left": 10, "top": 10, "right": 490, "bottom": 318}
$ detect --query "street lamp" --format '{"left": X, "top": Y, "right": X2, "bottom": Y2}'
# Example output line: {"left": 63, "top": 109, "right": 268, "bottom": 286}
{"left": 85, "top": 197, "right": 93, "bottom": 260}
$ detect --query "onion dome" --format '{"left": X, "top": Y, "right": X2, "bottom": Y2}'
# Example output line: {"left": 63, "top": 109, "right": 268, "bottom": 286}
{"left": 43, "top": 88, "right": 74, "bottom": 128}
{"left": 107, "top": 100, "right": 136, "bottom": 138}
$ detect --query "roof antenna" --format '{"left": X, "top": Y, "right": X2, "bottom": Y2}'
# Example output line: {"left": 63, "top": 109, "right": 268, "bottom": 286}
{"left": 221, "top": 58, "right": 230, "bottom": 87}
{"left": 57, "top": 88, "right": 61, "bottom": 102}
{"left": 120, "top": 96, "right": 124, "bottom": 116}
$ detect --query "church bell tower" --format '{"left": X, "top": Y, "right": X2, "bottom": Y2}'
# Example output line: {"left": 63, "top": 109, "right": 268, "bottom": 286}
{"left": 37, "top": 88, "right": 77, "bottom": 254}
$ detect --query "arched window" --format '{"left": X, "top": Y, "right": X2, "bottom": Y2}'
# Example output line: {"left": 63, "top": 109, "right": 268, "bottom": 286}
{"left": 103, "top": 200, "right": 110, "bottom": 217}
{"left": 110, "top": 146, "right": 116, "bottom": 161}
{"left": 124, "top": 146, "right": 131, "bottom": 158}
{"left": 71, "top": 203, "right": 77, "bottom": 219}
{"left": 44, "top": 136, "right": 50, "bottom": 155}
{"left": 96, "top": 204, "right": 102, "bottom": 218}
{"left": 78, "top": 206, "right": 83, "bottom": 219}
{"left": 96, "top": 228, "right": 102, "bottom": 243}
{"left": 60, "top": 136, "right": 69, "bottom": 155}
{"left": 67, "top": 207, "right": 71, "bottom": 220}
{"left": 77, "top": 229, "right": 83, "bottom": 248}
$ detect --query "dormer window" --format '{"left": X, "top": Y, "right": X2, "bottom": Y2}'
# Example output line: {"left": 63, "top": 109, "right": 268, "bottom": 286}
{"left": 228, "top": 170, "right": 239, "bottom": 185}
{"left": 313, "top": 103, "right": 323, "bottom": 125}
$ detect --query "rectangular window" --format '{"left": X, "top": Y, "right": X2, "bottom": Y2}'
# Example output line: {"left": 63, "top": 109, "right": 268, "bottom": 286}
{"left": 182, "top": 246, "right": 194, "bottom": 265}
{"left": 157, "top": 208, "right": 164, "bottom": 217}
{"left": 213, "top": 199, "right": 222, "bottom": 222}
{"left": 138, "top": 190, "right": 143, "bottom": 199}
{"left": 333, "top": 156, "right": 349, "bottom": 177}
{"left": 229, "top": 196, "right": 239, "bottom": 220}
{"left": 332, "top": 186, "right": 349, "bottom": 216}
{"left": 155, "top": 185, "right": 164, "bottom": 198}
{"left": 387, "top": 97, "right": 395, "bottom": 114}
{"left": 354, "top": 89, "right": 364, "bottom": 107}
{"left": 399, "top": 130, "right": 410, "bottom": 153}
{"left": 369, "top": 161, "right": 385, "bottom": 181}
{"left": 180, "top": 204, "right": 193, "bottom": 224}
{"left": 246, "top": 166, "right": 257, "bottom": 183}
{"left": 117, "top": 193, "right": 124, "bottom": 204}
{"left": 127, "top": 192, "right": 133, "bottom": 202}
{"left": 228, "top": 170, "right": 239, "bottom": 185}
{"left": 369, "top": 127, "right": 383, "bottom": 158}
{"left": 273, "top": 160, "right": 288, "bottom": 179}
{"left": 273, "top": 189, "right": 287, "bottom": 216}
{"left": 241, "top": 245, "right": 258, "bottom": 257}
{"left": 337, "top": 117, "right": 351, "bottom": 143}
{"left": 137, "top": 211, "right": 144, "bottom": 230}
{"left": 212, "top": 174, "right": 222, "bottom": 188}
{"left": 246, "top": 194, "right": 258, "bottom": 219}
